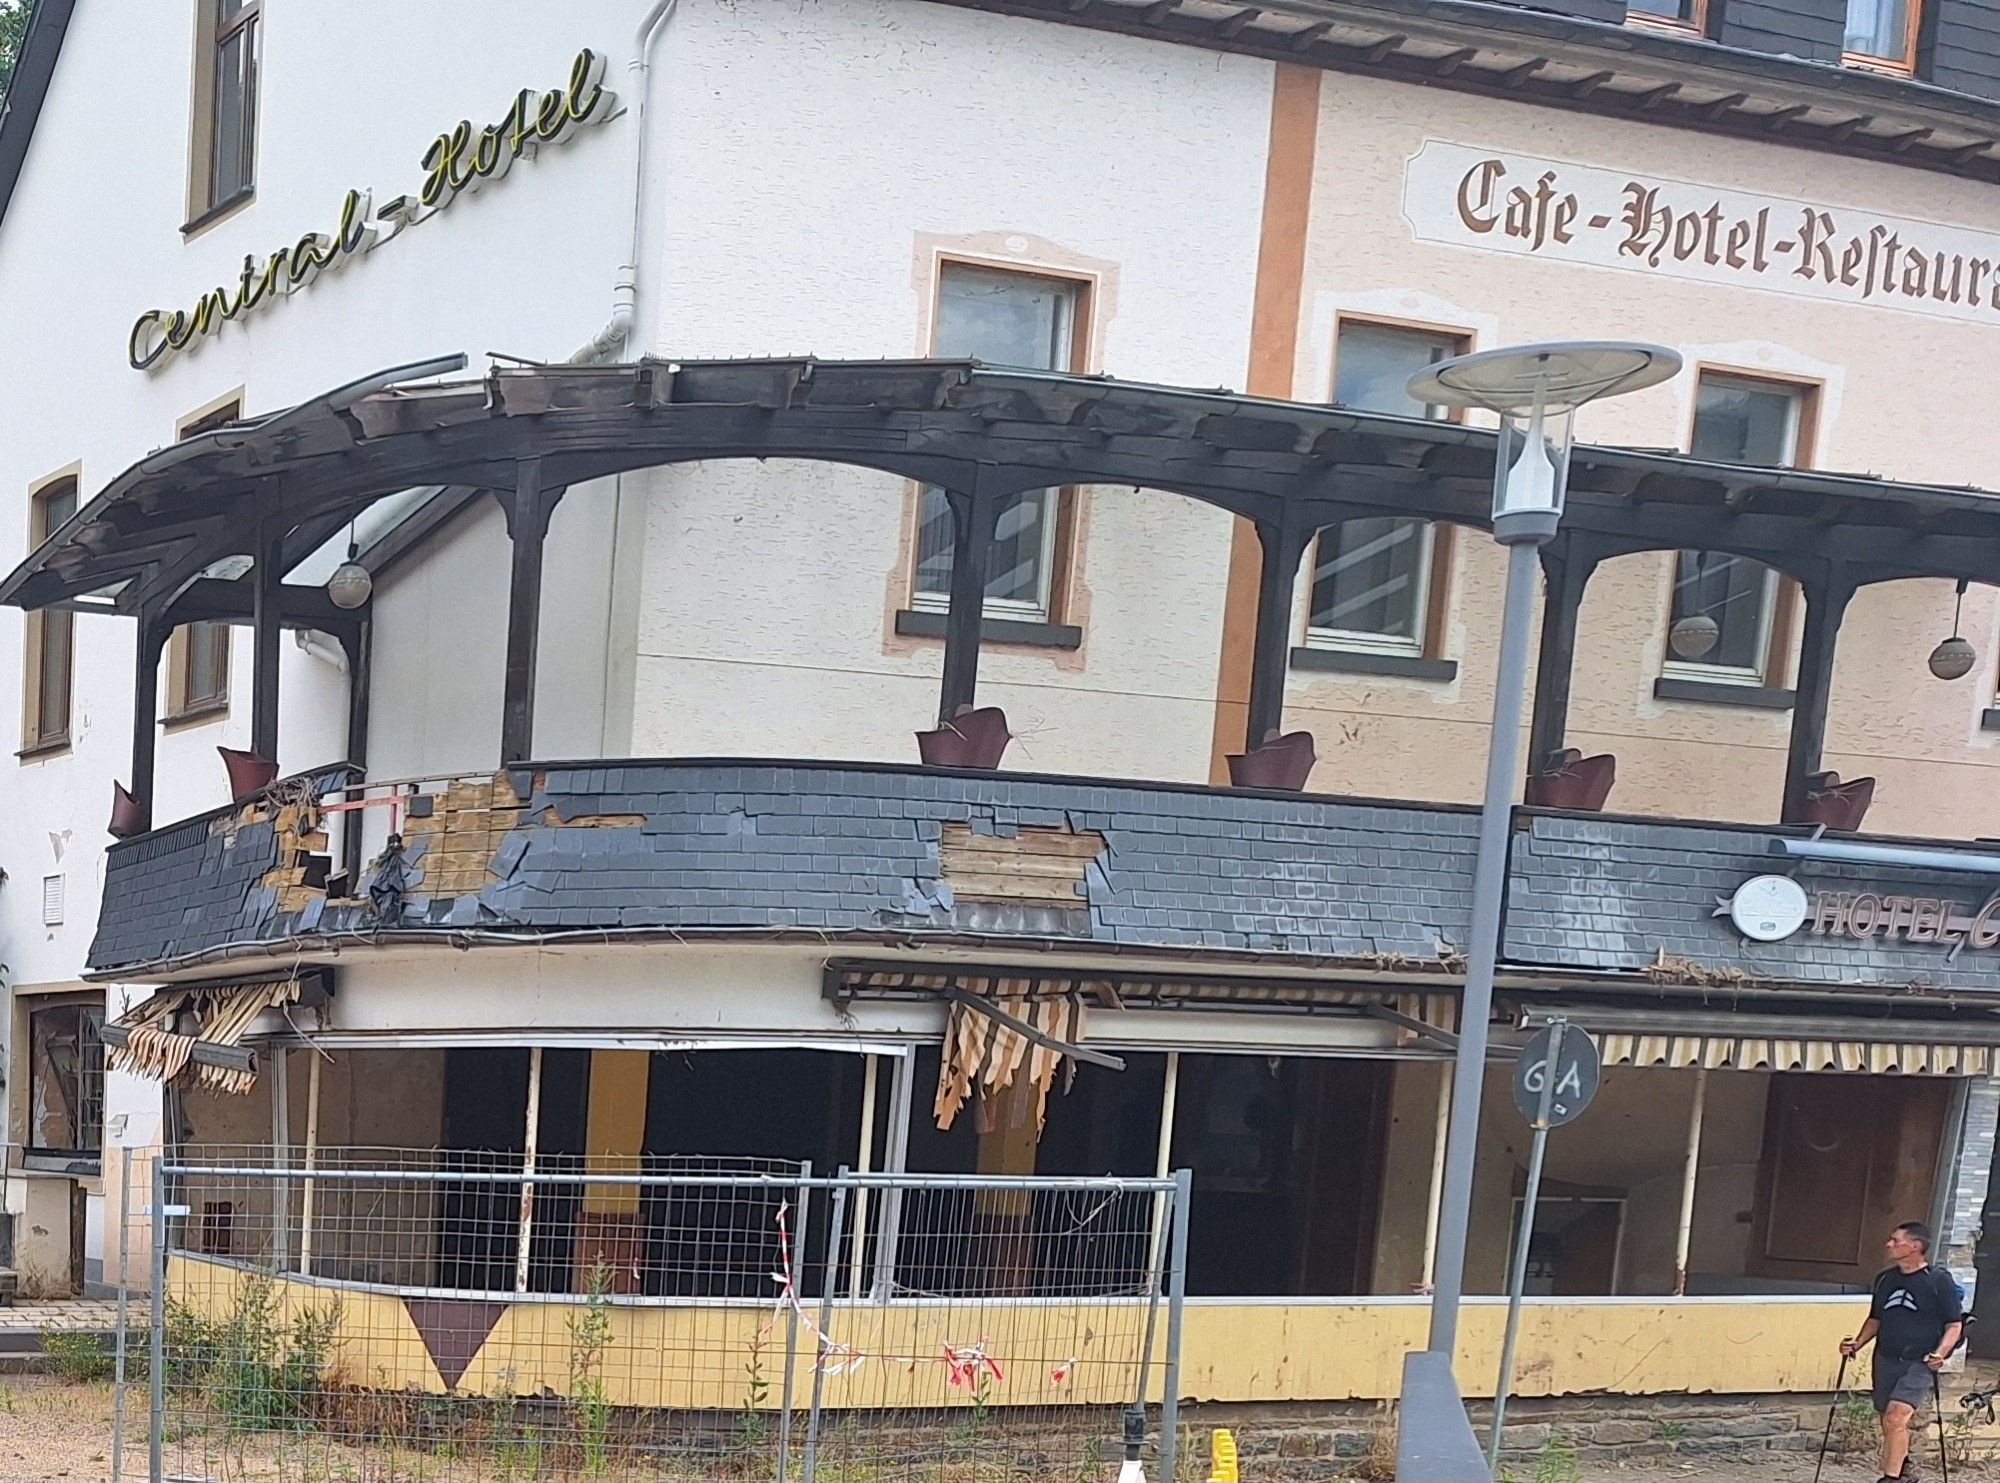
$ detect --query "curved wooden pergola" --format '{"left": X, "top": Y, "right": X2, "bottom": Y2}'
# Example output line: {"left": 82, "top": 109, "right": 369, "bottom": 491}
{"left": 9, "top": 351, "right": 2000, "bottom": 828}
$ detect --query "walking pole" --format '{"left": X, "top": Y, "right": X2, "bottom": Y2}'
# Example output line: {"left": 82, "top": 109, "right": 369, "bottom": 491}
{"left": 1934, "top": 1366, "right": 1951, "bottom": 1483}
{"left": 1814, "top": 1351, "right": 1850, "bottom": 1483}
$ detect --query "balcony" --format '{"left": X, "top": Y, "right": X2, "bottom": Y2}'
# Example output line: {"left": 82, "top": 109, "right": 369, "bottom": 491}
{"left": 84, "top": 756, "right": 2000, "bottom": 1037}
{"left": 9, "top": 353, "right": 2000, "bottom": 1031}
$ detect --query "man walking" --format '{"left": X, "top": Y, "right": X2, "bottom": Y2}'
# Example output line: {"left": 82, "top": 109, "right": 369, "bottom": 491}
{"left": 1840, "top": 1221, "right": 1964, "bottom": 1483}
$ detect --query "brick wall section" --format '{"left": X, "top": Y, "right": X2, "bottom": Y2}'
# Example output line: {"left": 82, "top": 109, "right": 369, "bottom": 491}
{"left": 88, "top": 761, "right": 1484, "bottom": 973}
{"left": 1508, "top": 813, "right": 2000, "bottom": 992}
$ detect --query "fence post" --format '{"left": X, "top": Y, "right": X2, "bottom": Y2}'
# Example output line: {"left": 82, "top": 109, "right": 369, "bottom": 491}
{"left": 149, "top": 1156, "right": 168, "bottom": 1483}
{"left": 111, "top": 1145, "right": 131, "bottom": 1483}
{"left": 1158, "top": 1169, "right": 1192, "bottom": 1483}
{"left": 777, "top": 1161, "right": 812, "bottom": 1483}
{"left": 802, "top": 1172, "right": 849, "bottom": 1483}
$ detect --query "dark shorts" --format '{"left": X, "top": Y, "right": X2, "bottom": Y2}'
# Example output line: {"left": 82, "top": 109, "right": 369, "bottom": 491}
{"left": 1874, "top": 1355, "right": 1936, "bottom": 1414}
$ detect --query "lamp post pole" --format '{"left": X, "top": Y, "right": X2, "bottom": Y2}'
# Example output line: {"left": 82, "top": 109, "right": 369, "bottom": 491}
{"left": 1407, "top": 342, "right": 1682, "bottom": 1363}
{"left": 1424, "top": 532, "right": 1543, "bottom": 1358}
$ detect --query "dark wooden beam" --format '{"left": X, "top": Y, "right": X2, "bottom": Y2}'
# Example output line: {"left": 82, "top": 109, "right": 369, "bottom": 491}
{"left": 499, "top": 459, "right": 565, "bottom": 764}
{"left": 1526, "top": 532, "right": 1605, "bottom": 775}
{"left": 250, "top": 514, "right": 285, "bottom": 762}
{"left": 1245, "top": 513, "right": 1312, "bottom": 748}
{"left": 128, "top": 606, "right": 170, "bottom": 830}
{"left": 338, "top": 619, "right": 372, "bottom": 885}
{"left": 162, "top": 578, "right": 362, "bottom": 637}
{"left": 938, "top": 483, "right": 999, "bottom": 722}
{"left": 1782, "top": 567, "right": 1855, "bottom": 822}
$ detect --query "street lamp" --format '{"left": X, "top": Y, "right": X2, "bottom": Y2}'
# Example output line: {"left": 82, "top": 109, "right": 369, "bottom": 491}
{"left": 1406, "top": 341, "right": 1682, "bottom": 1359}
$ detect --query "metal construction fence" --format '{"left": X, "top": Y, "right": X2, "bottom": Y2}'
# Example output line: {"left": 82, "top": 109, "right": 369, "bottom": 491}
{"left": 107, "top": 1148, "right": 1188, "bottom": 1482}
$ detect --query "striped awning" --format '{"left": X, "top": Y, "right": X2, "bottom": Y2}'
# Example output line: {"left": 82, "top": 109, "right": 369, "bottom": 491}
{"left": 1600, "top": 1033, "right": 1993, "bottom": 1076}
{"left": 933, "top": 984, "right": 1086, "bottom": 1134}
{"left": 833, "top": 964, "right": 1458, "bottom": 1038}
{"left": 841, "top": 965, "right": 1461, "bottom": 1132}
{"left": 106, "top": 976, "right": 305, "bottom": 1095}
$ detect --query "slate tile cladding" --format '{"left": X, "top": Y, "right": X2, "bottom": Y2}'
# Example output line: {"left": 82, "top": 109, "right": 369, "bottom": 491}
{"left": 1507, "top": 812, "right": 2000, "bottom": 993}
{"left": 88, "top": 760, "right": 1484, "bottom": 974}
{"left": 92, "top": 760, "right": 2000, "bottom": 993}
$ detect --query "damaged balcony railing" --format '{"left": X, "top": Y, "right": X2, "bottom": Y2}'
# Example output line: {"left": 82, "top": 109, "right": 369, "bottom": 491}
{"left": 116, "top": 1149, "right": 1189, "bottom": 1483}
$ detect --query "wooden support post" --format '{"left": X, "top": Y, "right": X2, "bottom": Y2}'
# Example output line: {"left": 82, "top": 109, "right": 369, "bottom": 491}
{"left": 251, "top": 514, "right": 285, "bottom": 763}
{"left": 870, "top": 1051, "right": 913, "bottom": 1301}
{"left": 129, "top": 610, "right": 170, "bottom": 826}
{"left": 1782, "top": 567, "right": 1855, "bottom": 822}
{"left": 1150, "top": 1050, "right": 1181, "bottom": 1269}
{"left": 1421, "top": 1066, "right": 1451, "bottom": 1291}
{"left": 1244, "top": 515, "right": 1309, "bottom": 748}
{"left": 339, "top": 620, "right": 371, "bottom": 776}
{"left": 1673, "top": 1068, "right": 1708, "bottom": 1296}
{"left": 270, "top": 1048, "right": 291, "bottom": 1271}
{"left": 849, "top": 1054, "right": 879, "bottom": 1299}
{"left": 515, "top": 1046, "right": 544, "bottom": 1295}
{"left": 499, "top": 461, "right": 564, "bottom": 764}
{"left": 938, "top": 484, "right": 1000, "bottom": 722}
{"left": 337, "top": 620, "right": 371, "bottom": 884}
{"left": 1527, "top": 533, "right": 1604, "bottom": 776}
{"left": 299, "top": 1051, "right": 322, "bottom": 1278}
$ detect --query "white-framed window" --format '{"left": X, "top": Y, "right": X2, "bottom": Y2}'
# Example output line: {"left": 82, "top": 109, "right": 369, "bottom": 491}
{"left": 1664, "top": 374, "right": 1809, "bottom": 686}
{"left": 1306, "top": 321, "right": 1463, "bottom": 657}
{"left": 912, "top": 264, "right": 1081, "bottom": 621}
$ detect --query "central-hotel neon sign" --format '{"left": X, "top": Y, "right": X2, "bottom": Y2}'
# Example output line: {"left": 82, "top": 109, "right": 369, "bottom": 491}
{"left": 128, "top": 49, "right": 614, "bottom": 372}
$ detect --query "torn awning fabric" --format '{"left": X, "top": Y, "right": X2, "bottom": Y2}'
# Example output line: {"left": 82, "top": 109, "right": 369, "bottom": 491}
{"left": 1599, "top": 1032, "right": 1993, "bottom": 1075}
{"left": 933, "top": 980, "right": 1088, "bottom": 1135}
{"left": 106, "top": 977, "right": 303, "bottom": 1095}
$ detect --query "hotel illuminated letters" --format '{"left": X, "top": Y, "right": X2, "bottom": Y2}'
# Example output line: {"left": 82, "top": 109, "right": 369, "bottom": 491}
{"left": 1403, "top": 139, "right": 2000, "bottom": 325}
{"left": 129, "top": 49, "right": 614, "bottom": 372}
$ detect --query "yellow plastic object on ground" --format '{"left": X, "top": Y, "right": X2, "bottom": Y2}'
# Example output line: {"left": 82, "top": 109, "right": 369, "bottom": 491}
{"left": 1208, "top": 1427, "right": 1240, "bottom": 1482}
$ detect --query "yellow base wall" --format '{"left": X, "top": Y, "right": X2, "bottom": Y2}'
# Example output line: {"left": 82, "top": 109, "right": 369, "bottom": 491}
{"left": 168, "top": 1258, "right": 1855, "bottom": 1407}
{"left": 1180, "top": 1299, "right": 1853, "bottom": 1401}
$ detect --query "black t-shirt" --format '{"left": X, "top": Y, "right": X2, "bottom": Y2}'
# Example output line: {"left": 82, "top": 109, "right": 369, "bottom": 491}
{"left": 1870, "top": 1264, "right": 1964, "bottom": 1361}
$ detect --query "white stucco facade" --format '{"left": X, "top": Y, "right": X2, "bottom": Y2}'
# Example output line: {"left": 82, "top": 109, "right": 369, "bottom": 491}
{"left": 2, "top": 0, "right": 1999, "bottom": 1337}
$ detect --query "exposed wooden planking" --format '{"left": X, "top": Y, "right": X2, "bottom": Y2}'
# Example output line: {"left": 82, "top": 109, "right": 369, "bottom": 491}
{"left": 940, "top": 821, "right": 1107, "bottom": 905}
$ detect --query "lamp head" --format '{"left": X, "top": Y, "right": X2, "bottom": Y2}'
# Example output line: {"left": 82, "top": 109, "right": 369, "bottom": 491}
{"left": 1409, "top": 342, "right": 1683, "bottom": 545}
{"left": 1930, "top": 635, "right": 1977, "bottom": 681}
{"left": 327, "top": 560, "right": 373, "bottom": 609}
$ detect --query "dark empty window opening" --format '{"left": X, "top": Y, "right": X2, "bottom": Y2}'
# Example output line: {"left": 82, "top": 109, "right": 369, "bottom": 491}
{"left": 27, "top": 1002, "right": 104, "bottom": 1162}
{"left": 1170, "top": 1054, "right": 1391, "bottom": 1297}
{"left": 432, "top": 1047, "right": 883, "bottom": 1299}
{"left": 902, "top": 1048, "right": 1167, "bottom": 1298}
{"left": 435, "top": 1046, "right": 590, "bottom": 1295}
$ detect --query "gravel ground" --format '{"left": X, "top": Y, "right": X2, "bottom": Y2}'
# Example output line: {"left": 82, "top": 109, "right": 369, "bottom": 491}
{"left": 0, "top": 1378, "right": 117, "bottom": 1482}
{"left": 0, "top": 1375, "right": 1986, "bottom": 1483}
